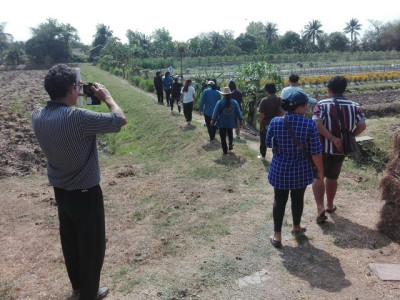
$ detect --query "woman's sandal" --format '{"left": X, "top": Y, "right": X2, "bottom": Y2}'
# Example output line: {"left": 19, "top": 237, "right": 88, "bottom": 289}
{"left": 316, "top": 213, "right": 327, "bottom": 224}
{"left": 326, "top": 205, "right": 337, "bottom": 213}
{"left": 270, "top": 236, "right": 282, "bottom": 248}
{"left": 291, "top": 227, "right": 307, "bottom": 235}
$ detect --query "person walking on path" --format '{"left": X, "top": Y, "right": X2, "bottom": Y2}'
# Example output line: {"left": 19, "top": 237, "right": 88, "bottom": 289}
{"left": 181, "top": 79, "right": 196, "bottom": 126}
{"left": 266, "top": 90, "right": 323, "bottom": 248}
{"left": 171, "top": 77, "right": 183, "bottom": 113}
{"left": 229, "top": 80, "right": 243, "bottom": 139}
{"left": 257, "top": 82, "right": 284, "bottom": 161}
{"left": 311, "top": 76, "right": 366, "bottom": 224}
{"left": 154, "top": 71, "right": 163, "bottom": 104}
{"left": 162, "top": 71, "right": 173, "bottom": 106}
{"left": 211, "top": 87, "right": 243, "bottom": 154}
{"left": 31, "top": 64, "right": 127, "bottom": 299}
{"left": 281, "top": 74, "right": 317, "bottom": 107}
{"left": 199, "top": 80, "right": 221, "bottom": 142}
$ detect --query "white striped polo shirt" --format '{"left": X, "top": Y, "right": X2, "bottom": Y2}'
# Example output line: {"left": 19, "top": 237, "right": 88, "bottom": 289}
{"left": 31, "top": 101, "right": 124, "bottom": 190}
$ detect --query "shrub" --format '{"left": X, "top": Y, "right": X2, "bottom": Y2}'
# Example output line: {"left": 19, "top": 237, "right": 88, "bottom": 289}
{"left": 139, "top": 79, "right": 155, "bottom": 93}
{"left": 130, "top": 76, "right": 142, "bottom": 87}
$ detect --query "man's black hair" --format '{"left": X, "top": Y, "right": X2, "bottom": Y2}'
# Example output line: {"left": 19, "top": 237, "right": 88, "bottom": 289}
{"left": 44, "top": 64, "right": 76, "bottom": 101}
{"left": 264, "top": 82, "right": 277, "bottom": 94}
{"left": 288, "top": 74, "right": 299, "bottom": 83}
{"left": 327, "top": 76, "right": 347, "bottom": 94}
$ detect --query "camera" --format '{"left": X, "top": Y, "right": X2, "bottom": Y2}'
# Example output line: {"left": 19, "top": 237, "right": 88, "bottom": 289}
{"left": 83, "top": 83, "right": 101, "bottom": 105}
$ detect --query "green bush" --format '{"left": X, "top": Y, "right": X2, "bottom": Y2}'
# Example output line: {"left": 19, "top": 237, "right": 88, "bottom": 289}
{"left": 130, "top": 76, "right": 142, "bottom": 87}
{"left": 139, "top": 79, "right": 155, "bottom": 93}
{"left": 112, "top": 68, "right": 123, "bottom": 77}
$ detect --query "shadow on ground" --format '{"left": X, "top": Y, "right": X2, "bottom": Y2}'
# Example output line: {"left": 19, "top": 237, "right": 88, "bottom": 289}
{"left": 320, "top": 213, "right": 392, "bottom": 249}
{"left": 280, "top": 236, "right": 352, "bottom": 292}
{"left": 214, "top": 152, "right": 247, "bottom": 168}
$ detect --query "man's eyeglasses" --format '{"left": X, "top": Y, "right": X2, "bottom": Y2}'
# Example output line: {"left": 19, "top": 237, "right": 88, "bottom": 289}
{"left": 74, "top": 83, "right": 84, "bottom": 90}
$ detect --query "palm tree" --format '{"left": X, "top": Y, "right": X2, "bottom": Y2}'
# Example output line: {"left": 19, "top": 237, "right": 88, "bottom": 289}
{"left": 344, "top": 18, "right": 362, "bottom": 48}
{"left": 265, "top": 22, "right": 278, "bottom": 45}
{"left": 303, "top": 20, "right": 323, "bottom": 45}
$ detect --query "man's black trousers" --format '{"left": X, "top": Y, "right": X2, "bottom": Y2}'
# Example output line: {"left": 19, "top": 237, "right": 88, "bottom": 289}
{"left": 54, "top": 185, "right": 105, "bottom": 300}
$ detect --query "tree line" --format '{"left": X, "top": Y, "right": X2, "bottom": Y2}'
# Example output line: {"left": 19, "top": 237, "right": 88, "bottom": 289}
{"left": 0, "top": 18, "right": 400, "bottom": 66}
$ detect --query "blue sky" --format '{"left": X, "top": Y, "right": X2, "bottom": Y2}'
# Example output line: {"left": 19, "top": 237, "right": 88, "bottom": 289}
{"left": 2, "top": 0, "right": 399, "bottom": 45}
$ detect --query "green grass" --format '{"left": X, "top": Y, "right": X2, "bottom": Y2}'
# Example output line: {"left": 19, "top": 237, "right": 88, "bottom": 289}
{"left": 79, "top": 65, "right": 195, "bottom": 163}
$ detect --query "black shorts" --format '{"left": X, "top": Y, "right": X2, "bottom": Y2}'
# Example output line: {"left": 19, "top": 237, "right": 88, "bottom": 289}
{"left": 323, "top": 153, "right": 345, "bottom": 180}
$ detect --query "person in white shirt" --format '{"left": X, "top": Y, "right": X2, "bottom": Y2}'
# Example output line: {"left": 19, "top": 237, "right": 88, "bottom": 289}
{"left": 180, "top": 79, "right": 196, "bottom": 126}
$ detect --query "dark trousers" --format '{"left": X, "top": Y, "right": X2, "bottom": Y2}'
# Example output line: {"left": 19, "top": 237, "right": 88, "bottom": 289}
{"left": 204, "top": 114, "right": 216, "bottom": 141}
{"left": 219, "top": 128, "right": 233, "bottom": 154}
{"left": 273, "top": 187, "right": 307, "bottom": 232}
{"left": 165, "top": 90, "right": 171, "bottom": 105}
{"left": 54, "top": 185, "right": 106, "bottom": 300}
{"left": 183, "top": 102, "right": 193, "bottom": 122}
{"left": 259, "top": 125, "right": 267, "bottom": 158}
{"left": 171, "top": 96, "right": 181, "bottom": 112}
{"left": 156, "top": 88, "right": 163, "bottom": 104}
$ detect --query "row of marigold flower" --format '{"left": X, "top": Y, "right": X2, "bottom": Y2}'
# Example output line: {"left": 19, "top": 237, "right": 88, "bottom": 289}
{"left": 283, "top": 71, "right": 400, "bottom": 86}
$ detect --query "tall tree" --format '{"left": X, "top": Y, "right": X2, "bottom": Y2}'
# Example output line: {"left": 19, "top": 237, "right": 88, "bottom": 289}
{"left": 361, "top": 20, "right": 385, "bottom": 51}
{"left": 91, "top": 24, "right": 113, "bottom": 59}
{"left": 235, "top": 33, "right": 256, "bottom": 53}
{"left": 265, "top": 22, "right": 278, "bottom": 45}
{"left": 126, "top": 30, "right": 150, "bottom": 50}
{"left": 25, "top": 18, "right": 79, "bottom": 64}
{"left": 379, "top": 20, "right": 400, "bottom": 51}
{"left": 279, "top": 31, "right": 305, "bottom": 53}
{"left": 303, "top": 20, "right": 324, "bottom": 45}
{"left": 151, "top": 27, "right": 174, "bottom": 57}
{"left": 328, "top": 32, "right": 349, "bottom": 52}
{"left": 344, "top": 18, "right": 362, "bottom": 50}
{"left": 245, "top": 21, "right": 266, "bottom": 47}
{"left": 0, "top": 22, "right": 14, "bottom": 64}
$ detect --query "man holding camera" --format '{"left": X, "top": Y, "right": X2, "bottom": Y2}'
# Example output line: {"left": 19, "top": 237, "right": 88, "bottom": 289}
{"left": 31, "top": 64, "right": 126, "bottom": 300}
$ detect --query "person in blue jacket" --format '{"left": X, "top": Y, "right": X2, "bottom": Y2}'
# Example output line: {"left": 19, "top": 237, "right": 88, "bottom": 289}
{"left": 162, "top": 71, "right": 173, "bottom": 106}
{"left": 199, "top": 80, "right": 221, "bottom": 142}
{"left": 211, "top": 87, "right": 243, "bottom": 154}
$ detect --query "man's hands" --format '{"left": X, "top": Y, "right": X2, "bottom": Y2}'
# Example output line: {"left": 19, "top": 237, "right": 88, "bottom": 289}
{"left": 91, "top": 83, "right": 112, "bottom": 102}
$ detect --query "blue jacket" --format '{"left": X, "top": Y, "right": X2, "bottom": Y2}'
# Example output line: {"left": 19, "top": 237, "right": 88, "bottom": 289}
{"left": 199, "top": 88, "right": 221, "bottom": 116}
{"left": 162, "top": 76, "right": 173, "bottom": 91}
{"left": 211, "top": 98, "right": 243, "bottom": 128}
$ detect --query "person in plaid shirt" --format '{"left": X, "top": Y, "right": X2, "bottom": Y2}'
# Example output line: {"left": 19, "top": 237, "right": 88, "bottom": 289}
{"left": 266, "top": 91, "right": 323, "bottom": 248}
{"left": 312, "top": 76, "right": 366, "bottom": 224}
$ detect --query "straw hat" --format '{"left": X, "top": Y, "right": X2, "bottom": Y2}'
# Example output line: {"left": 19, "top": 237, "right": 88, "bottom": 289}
{"left": 219, "top": 87, "right": 233, "bottom": 95}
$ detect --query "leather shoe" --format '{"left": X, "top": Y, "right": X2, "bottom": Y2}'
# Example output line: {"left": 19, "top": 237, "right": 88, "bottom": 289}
{"left": 97, "top": 286, "right": 109, "bottom": 299}
{"left": 71, "top": 286, "right": 109, "bottom": 299}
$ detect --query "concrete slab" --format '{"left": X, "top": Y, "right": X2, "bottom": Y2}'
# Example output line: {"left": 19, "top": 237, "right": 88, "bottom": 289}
{"left": 356, "top": 136, "right": 374, "bottom": 143}
{"left": 368, "top": 263, "right": 400, "bottom": 281}
{"left": 236, "top": 269, "right": 271, "bottom": 288}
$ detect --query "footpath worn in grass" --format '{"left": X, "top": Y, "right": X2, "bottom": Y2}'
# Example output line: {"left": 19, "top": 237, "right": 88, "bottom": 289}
{"left": 1, "top": 65, "right": 399, "bottom": 300}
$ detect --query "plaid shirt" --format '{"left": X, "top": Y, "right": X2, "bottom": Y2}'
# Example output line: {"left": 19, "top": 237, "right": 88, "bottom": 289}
{"left": 266, "top": 113, "right": 322, "bottom": 190}
{"left": 312, "top": 96, "right": 366, "bottom": 155}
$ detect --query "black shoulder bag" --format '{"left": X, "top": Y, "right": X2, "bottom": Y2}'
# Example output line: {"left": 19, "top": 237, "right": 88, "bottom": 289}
{"left": 283, "top": 117, "right": 318, "bottom": 179}
{"left": 332, "top": 98, "right": 360, "bottom": 155}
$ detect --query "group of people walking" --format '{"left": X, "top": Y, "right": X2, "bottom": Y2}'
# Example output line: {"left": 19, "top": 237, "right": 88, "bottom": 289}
{"left": 155, "top": 73, "right": 245, "bottom": 154}
{"left": 158, "top": 72, "right": 368, "bottom": 249}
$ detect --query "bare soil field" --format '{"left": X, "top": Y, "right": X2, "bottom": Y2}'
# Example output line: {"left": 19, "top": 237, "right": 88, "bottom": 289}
{"left": 1, "top": 69, "right": 400, "bottom": 300}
